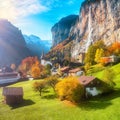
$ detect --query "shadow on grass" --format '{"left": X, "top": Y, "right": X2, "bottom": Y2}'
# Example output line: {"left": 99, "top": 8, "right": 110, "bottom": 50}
{"left": 10, "top": 99, "right": 35, "bottom": 110}
{"left": 78, "top": 88, "right": 120, "bottom": 110}
{"left": 41, "top": 94, "right": 57, "bottom": 100}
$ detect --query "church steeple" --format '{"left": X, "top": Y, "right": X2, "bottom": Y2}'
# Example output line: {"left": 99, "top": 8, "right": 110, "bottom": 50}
{"left": 41, "top": 50, "right": 45, "bottom": 59}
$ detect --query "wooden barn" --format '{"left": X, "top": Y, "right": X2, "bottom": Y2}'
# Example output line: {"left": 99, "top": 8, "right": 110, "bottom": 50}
{"left": 2, "top": 87, "right": 23, "bottom": 105}
{"left": 78, "top": 76, "right": 103, "bottom": 98}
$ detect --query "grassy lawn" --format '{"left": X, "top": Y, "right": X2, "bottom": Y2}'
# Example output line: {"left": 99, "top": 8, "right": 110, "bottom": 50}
{"left": 0, "top": 63, "right": 120, "bottom": 120}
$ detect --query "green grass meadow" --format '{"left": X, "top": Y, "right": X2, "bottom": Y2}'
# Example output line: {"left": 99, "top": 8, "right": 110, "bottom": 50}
{"left": 0, "top": 63, "right": 120, "bottom": 120}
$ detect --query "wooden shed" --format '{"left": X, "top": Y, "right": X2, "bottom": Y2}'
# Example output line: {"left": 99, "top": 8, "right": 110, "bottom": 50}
{"left": 2, "top": 87, "right": 23, "bottom": 105}
{"left": 78, "top": 76, "right": 103, "bottom": 97}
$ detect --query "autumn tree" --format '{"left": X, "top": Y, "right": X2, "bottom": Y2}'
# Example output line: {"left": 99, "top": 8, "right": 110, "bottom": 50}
{"left": 84, "top": 45, "right": 97, "bottom": 65}
{"left": 84, "top": 40, "right": 106, "bottom": 65}
{"left": 18, "top": 56, "right": 41, "bottom": 77}
{"left": 95, "top": 48, "right": 105, "bottom": 63}
{"left": 31, "top": 65, "right": 41, "bottom": 78}
{"left": 45, "top": 75, "right": 59, "bottom": 92}
{"left": 108, "top": 42, "right": 120, "bottom": 56}
{"left": 55, "top": 77, "right": 84, "bottom": 103}
{"left": 33, "top": 81, "right": 46, "bottom": 96}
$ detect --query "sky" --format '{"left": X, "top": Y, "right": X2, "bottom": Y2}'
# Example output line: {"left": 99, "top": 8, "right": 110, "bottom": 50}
{"left": 0, "top": 0, "right": 84, "bottom": 40}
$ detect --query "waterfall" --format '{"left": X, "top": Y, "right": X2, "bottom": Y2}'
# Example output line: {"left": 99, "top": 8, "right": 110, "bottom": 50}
{"left": 85, "top": 6, "right": 93, "bottom": 52}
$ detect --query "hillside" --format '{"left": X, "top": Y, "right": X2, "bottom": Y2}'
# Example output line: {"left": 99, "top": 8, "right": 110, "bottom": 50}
{"left": 0, "top": 63, "right": 120, "bottom": 120}
{"left": 0, "top": 19, "right": 32, "bottom": 67}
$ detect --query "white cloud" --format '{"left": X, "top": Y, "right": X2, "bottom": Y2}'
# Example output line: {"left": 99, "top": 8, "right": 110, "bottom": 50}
{"left": 0, "top": 0, "right": 48, "bottom": 22}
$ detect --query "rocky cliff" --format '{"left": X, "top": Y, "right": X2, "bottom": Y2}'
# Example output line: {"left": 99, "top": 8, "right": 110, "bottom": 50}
{"left": 0, "top": 19, "right": 31, "bottom": 67}
{"left": 51, "top": 0, "right": 120, "bottom": 62}
{"left": 51, "top": 15, "right": 78, "bottom": 47}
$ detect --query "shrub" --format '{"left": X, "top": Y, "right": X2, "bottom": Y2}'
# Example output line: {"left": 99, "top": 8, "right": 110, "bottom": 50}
{"left": 33, "top": 81, "right": 46, "bottom": 96}
{"left": 55, "top": 77, "right": 84, "bottom": 103}
{"left": 103, "top": 68, "right": 115, "bottom": 88}
{"left": 45, "top": 75, "right": 59, "bottom": 92}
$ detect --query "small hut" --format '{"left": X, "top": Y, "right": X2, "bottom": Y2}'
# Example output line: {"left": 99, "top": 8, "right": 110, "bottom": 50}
{"left": 2, "top": 87, "right": 23, "bottom": 105}
{"left": 78, "top": 76, "right": 103, "bottom": 97}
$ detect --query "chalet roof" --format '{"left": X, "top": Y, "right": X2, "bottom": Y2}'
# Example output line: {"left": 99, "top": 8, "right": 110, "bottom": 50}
{"left": 0, "top": 72, "right": 18, "bottom": 77}
{"left": 78, "top": 76, "right": 96, "bottom": 86}
{"left": 69, "top": 68, "right": 81, "bottom": 73}
{"left": 60, "top": 66, "right": 70, "bottom": 72}
{"left": 2, "top": 87, "right": 23, "bottom": 96}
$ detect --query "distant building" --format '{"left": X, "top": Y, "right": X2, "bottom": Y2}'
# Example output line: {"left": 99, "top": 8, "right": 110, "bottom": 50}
{"left": 60, "top": 66, "right": 70, "bottom": 76}
{"left": 2, "top": 87, "right": 23, "bottom": 105}
{"left": 40, "top": 51, "right": 52, "bottom": 66}
{"left": 0, "top": 72, "right": 20, "bottom": 85}
{"left": 68, "top": 68, "right": 84, "bottom": 76}
{"left": 101, "top": 55, "right": 120, "bottom": 64}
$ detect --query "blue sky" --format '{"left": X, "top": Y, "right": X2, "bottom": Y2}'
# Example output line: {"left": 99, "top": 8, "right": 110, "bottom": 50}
{"left": 0, "top": 0, "right": 84, "bottom": 40}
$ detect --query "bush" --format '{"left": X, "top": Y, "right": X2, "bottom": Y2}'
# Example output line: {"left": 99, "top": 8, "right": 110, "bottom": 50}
{"left": 45, "top": 75, "right": 59, "bottom": 92}
{"left": 55, "top": 77, "right": 84, "bottom": 103}
{"left": 33, "top": 81, "right": 46, "bottom": 96}
{"left": 103, "top": 68, "right": 115, "bottom": 88}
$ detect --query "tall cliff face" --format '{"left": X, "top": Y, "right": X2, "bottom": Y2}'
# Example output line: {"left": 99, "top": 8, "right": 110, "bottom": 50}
{"left": 51, "top": 15, "right": 78, "bottom": 47}
{"left": 51, "top": 0, "right": 120, "bottom": 62}
{"left": 70, "top": 0, "right": 120, "bottom": 58}
{"left": 0, "top": 19, "right": 31, "bottom": 67}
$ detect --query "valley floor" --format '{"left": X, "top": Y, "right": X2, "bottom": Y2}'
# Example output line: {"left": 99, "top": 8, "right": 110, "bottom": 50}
{"left": 0, "top": 63, "right": 120, "bottom": 120}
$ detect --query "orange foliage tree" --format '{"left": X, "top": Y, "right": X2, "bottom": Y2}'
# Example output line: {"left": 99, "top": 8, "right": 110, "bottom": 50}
{"left": 18, "top": 56, "right": 41, "bottom": 77}
{"left": 31, "top": 65, "right": 41, "bottom": 78}
{"left": 108, "top": 42, "right": 120, "bottom": 55}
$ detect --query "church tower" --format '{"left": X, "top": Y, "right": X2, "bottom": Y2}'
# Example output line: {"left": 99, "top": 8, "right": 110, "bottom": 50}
{"left": 40, "top": 51, "right": 46, "bottom": 65}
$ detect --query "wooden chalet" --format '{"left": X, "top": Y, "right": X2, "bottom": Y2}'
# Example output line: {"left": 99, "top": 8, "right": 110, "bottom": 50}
{"left": 60, "top": 66, "right": 70, "bottom": 75}
{"left": 68, "top": 68, "right": 83, "bottom": 76}
{"left": 2, "top": 87, "right": 23, "bottom": 105}
{"left": 78, "top": 76, "right": 103, "bottom": 97}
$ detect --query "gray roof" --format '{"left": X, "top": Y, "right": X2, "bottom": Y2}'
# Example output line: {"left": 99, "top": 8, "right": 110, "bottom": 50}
{"left": 2, "top": 87, "right": 23, "bottom": 96}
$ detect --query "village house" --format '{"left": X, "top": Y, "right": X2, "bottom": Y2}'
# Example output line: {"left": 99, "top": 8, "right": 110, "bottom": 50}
{"left": 68, "top": 68, "right": 84, "bottom": 76}
{"left": 101, "top": 55, "right": 120, "bottom": 64}
{"left": 78, "top": 76, "right": 104, "bottom": 98}
{"left": 2, "top": 87, "right": 23, "bottom": 105}
{"left": 60, "top": 66, "right": 70, "bottom": 76}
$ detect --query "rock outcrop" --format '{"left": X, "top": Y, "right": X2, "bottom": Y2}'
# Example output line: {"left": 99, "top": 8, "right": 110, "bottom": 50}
{"left": 51, "top": 15, "right": 78, "bottom": 47}
{"left": 0, "top": 19, "right": 31, "bottom": 67}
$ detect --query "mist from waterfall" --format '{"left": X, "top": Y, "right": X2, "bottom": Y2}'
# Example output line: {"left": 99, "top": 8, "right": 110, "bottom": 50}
{"left": 85, "top": 6, "right": 93, "bottom": 52}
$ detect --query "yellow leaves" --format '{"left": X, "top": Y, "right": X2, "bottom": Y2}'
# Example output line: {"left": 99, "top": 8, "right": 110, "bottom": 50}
{"left": 55, "top": 76, "right": 84, "bottom": 102}
{"left": 31, "top": 65, "right": 41, "bottom": 78}
{"left": 95, "top": 48, "right": 104, "bottom": 63}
